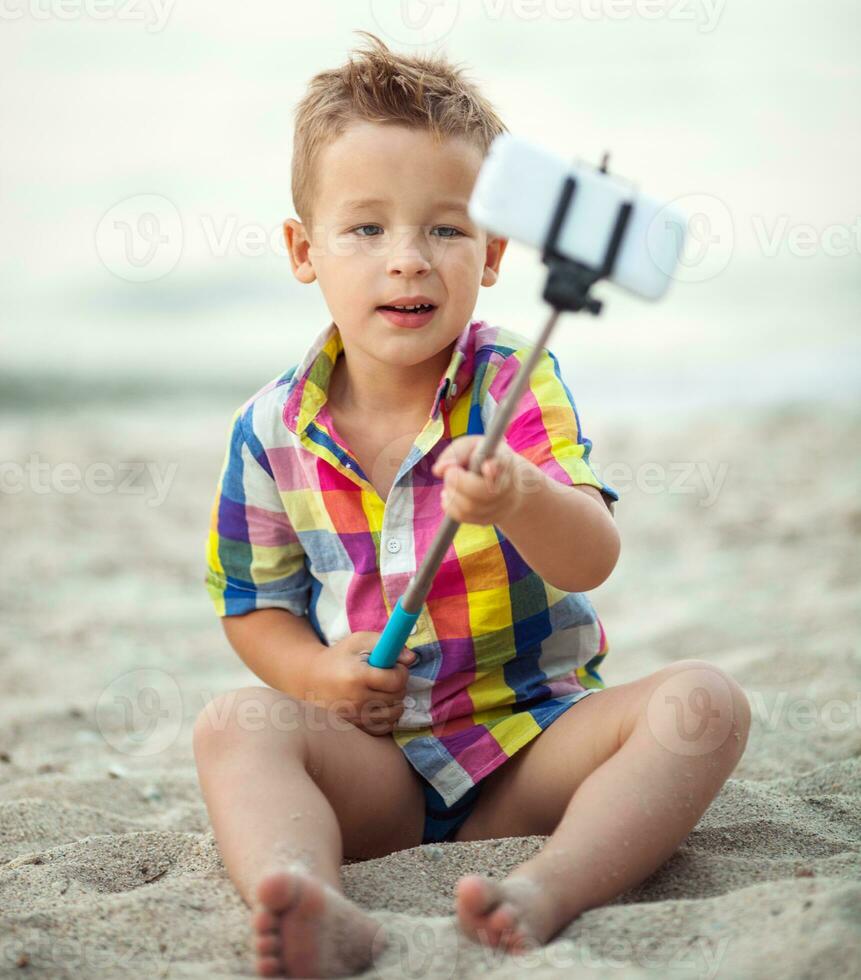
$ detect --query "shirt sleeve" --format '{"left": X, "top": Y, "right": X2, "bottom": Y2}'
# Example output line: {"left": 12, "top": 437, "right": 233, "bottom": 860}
{"left": 205, "top": 405, "right": 312, "bottom": 617}
{"left": 485, "top": 346, "right": 619, "bottom": 511}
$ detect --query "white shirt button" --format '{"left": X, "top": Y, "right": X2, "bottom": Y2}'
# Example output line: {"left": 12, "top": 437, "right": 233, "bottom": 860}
{"left": 386, "top": 539, "right": 401, "bottom": 554}
{"left": 404, "top": 696, "right": 416, "bottom": 709}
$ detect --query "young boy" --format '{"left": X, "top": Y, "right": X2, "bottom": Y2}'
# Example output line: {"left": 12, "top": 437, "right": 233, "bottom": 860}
{"left": 194, "top": 31, "right": 751, "bottom": 979}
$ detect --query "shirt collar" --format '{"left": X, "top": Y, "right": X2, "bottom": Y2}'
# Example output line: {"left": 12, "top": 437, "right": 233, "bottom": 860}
{"left": 282, "top": 318, "right": 478, "bottom": 435}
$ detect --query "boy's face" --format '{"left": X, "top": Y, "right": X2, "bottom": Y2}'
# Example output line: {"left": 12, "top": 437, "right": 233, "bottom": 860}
{"left": 284, "top": 120, "right": 507, "bottom": 371}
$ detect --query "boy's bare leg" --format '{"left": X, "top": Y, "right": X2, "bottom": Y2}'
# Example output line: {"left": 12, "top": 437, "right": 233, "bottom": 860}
{"left": 193, "top": 686, "right": 426, "bottom": 978}
{"left": 451, "top": 659, "right": 751, "bottom": 953}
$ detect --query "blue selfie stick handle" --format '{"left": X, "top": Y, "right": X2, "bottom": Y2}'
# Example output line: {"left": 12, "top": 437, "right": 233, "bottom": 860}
{"left": 367, "top": 596, "right": 420, "bottom": 668}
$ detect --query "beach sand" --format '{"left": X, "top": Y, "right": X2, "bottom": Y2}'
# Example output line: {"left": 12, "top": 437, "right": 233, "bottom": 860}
{"left": 1, "top": 397, "right": 859, "bottom": 978}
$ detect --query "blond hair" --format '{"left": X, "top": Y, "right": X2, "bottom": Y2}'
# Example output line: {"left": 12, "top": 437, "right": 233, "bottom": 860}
{"left": 291, "top": 30, "right": 508, "bottom": 224}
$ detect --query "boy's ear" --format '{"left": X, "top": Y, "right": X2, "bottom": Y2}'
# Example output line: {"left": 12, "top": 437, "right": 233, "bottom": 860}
{"left": 283, "top": 218, "right": 317, "bottom": 284}
{"left": 481, "top": 236, "right": 508, "bottom": 287}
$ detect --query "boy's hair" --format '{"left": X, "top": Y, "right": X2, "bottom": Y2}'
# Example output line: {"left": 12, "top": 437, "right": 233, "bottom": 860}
{"left": 291, "top": 30, "right": 508, "bottom": 225}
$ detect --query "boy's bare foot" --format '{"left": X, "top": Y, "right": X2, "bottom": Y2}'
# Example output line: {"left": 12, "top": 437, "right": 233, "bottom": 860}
{"left": 252, "top": 866, "right": 386, "bottom": 978}
{"left": 455, "top": 872, "right": 566, "bottom": 954}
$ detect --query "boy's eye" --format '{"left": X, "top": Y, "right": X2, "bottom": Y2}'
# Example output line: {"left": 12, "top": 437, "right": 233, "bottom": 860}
{"left": 349, "top": 225, "right": 464, "bottom": 238}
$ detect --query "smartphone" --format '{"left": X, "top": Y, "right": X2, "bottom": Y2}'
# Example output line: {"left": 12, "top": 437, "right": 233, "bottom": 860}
{"left": 468, "top": 133, "right": 686, "bottom": 300}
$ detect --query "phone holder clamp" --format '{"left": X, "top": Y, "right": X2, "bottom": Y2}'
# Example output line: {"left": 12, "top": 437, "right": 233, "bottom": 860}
{"left": 540, "top": 168, "right": 633, "bottom": 316}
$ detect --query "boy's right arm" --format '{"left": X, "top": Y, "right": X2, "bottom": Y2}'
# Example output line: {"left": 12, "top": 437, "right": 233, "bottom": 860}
{"left": 222, "top": 608, "right": 325, "bottom": 702}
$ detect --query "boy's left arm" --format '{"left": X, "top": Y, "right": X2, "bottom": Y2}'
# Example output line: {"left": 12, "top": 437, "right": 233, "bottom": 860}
{"left": 432, "top": 439, "right": 620, "bottom": 594}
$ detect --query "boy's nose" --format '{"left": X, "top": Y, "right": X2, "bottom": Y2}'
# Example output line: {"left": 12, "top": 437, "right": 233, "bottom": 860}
{"left": 386, "top": 229, "right": 433, "bottom": 277}
{"left": 387, "top": 250, "right": 432, "bottom": 277}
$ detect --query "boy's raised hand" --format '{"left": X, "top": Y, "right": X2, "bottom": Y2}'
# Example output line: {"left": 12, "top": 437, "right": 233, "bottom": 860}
{"left": 306, "top": 631, "right": 417, "bottom": 736}
{"left": 431, "top": 435, "right": 524, "bottom": 527}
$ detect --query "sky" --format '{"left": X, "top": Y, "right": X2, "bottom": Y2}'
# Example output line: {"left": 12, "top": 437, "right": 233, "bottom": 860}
{"left": 1, "top": 0, "right": 859, "bottom": 419}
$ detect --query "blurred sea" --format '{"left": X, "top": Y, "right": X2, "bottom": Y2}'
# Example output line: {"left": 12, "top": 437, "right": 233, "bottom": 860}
{"left": 1, "top": 0, "right": 859, "bottom": 423}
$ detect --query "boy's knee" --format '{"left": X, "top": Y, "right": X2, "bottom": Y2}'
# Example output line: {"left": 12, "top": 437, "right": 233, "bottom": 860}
{"left": 675, "top": 659, "right": 751, "bottom": 737}
{"left": 645, "top": 659, "right": 751, "bottom": 757}
{"left": 192, "top": 686, "right": 306, "bottom": 755}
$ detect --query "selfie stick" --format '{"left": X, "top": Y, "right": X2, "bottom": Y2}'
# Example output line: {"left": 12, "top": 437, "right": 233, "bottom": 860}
{"left": 367, "top": 157, "right": 632, "bottom": 668}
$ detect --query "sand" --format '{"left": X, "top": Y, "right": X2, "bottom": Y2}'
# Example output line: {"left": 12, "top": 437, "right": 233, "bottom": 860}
{"left": 1, "top": 395, "right": 859, "bottom": 978}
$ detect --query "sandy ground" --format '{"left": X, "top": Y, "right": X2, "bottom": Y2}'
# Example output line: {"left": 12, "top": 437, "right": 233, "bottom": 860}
{"left": 1, "top": 395, "right": 859, "bottom": 978}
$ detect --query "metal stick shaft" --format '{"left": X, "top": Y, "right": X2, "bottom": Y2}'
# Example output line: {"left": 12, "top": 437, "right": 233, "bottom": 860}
{"left": 401, "top": 306, "right": 563, "bottom": 613}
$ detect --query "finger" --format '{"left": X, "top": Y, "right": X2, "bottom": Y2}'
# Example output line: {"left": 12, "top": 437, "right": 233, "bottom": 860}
{"left": 440, "top": 492, "right": 459, "bottom": 520}
{"left": 441, "top": 483, "right": 498, "bottom": 523}
{"left": 435, "top": 436, "right": 481, "bottom": 465}
{"left": 444, "top": 468, "right": 496, "bottom": 501}
{"left": 481, "top": 459, "right": 497, "bottom": 493}
{"left": 362, "top": 647, "right": 415, "bottom": 686}
{"left": 368, "top": 684, "right": 403, "bottom": 701}
{"left": 362, "top": 698, "right": 404, "bottom": 718}
{"left": 431, "top": 437, "right": 483, "bottom": 474}
{"left": 442, "top": 503, "right": 492, "bottom": 526}
{"left": 359, "top": 704, "right": 404, "bottom": 732}
{"left": 481, "top": 458, "right": 513, "bottom": 494}
{"left": 441, "top": 496, "right": 489, "bottom": 526}
{"left": 436, "top": 453, "right": 495, "bottom": 496}
{"left": 432, "top": 458, "right": 461, "bottom": 480}
{"left": 363, "top": 662, "right": 408, "bottom": 693}
{"left": 363, "top": 694, "right": 401, "bottom": 712}
{"left": 479, "top": 458, "right": 514, "bottom": 494}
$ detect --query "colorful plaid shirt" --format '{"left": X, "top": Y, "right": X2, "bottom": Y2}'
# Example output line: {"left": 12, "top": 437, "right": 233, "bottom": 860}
{"left": 206, "top": 317, "right": 619, "bottom": 807}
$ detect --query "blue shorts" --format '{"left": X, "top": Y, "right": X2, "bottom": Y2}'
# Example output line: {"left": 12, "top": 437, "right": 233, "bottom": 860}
{"left": 420, "top": 777, "right": 483, "bottom": 845}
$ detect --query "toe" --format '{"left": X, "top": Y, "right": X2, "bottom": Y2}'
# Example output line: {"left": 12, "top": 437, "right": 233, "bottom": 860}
{"left": 456, "top": 874, "right": 501, "bottom": 919}
{"left": 252, "top": 909, "right": 279, "bottom": 934}
{"left": 456, "top": 874, "right": 510, "bottom": 944}
{"left": 257, "top": 870, "right": 301, "bottom": 913}
{"left": 256, "top": 954, "right": 282, "bottom": 977}
{"left": 473, "top": 900, "right": 520, "bottom": 950}
{"left": 488, "top": 901, "right": 517, "bottom": 934}
{"left": 255, "top": 933, "right": 280, "bottom": 956}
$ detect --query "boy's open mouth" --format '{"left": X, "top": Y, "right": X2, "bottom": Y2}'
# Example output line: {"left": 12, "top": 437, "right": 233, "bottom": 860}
{"left": 377, "top": 303, "right": 436, "bottom": 314}
{"left": 376, "top": 301, "right": 438, "bottom": 328}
